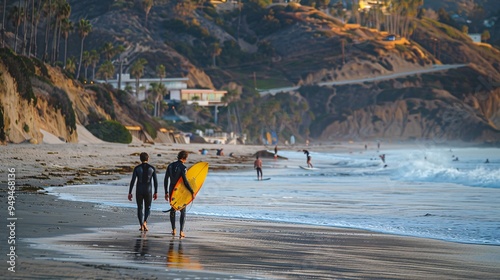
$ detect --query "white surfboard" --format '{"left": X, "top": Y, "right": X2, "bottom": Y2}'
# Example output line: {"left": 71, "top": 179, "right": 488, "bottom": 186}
{"left": 299, "top": 166, "right": 318, "bottom": 170}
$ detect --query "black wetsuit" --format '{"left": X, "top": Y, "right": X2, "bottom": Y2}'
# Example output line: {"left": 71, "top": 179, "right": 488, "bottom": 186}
{"left": 129, "top": 163, "right": 158, "bottom": 226}
{"left": 164, "top": 160, "right": 194, "bottom": 232}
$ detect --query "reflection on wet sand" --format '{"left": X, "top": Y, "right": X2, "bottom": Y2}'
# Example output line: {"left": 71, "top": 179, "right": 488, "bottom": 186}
{"left": 167, "top": 240, "right": 203, "bottom": 270}
{"left": 134, "top": 232, "right": 150, "bottom": 258}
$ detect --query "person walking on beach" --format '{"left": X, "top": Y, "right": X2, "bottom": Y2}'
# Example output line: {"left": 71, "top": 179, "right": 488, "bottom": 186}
{"left": 274, "top": 145, "right": 278, "bottom": 159}
{"left": 254, "top": 155, "right": 263, "bottom": 180}
{"left": 164, "top": 150, "right": 194, "bottom": 238}
{"left": 128, "top": 152, "right": 158, "bottom": 231}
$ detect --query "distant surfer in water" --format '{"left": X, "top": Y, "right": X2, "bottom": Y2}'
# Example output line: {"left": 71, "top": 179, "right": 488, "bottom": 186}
{"left": 379, "top": 154, "right": 387, "bottom": 168}
{"left": 164, "top": 151, "right": 194, "bottom": 238}
{"left": 303, "top": 150, "right": 313, "bottom": 168}
{"left": 128, "top": 152, "right": 158, "bottom": 232}
{"left": 254, "top": 155, "right": 263, "bottom": 180}
{"left": 379, "top": 154, "right": 386, "bottom": 163}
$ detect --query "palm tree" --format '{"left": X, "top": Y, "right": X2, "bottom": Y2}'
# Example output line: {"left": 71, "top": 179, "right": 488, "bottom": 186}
{"left": 155, "top": 64, "right": 166, "bottom": 115}
{"left": 142, "top": 0, "right": 153, "bottom": 28}
{"left": 156, "top": 64, "right": 166, "bottom": 83}
{"left": 150, "top": 82, "right": 167, "bottom": 117}
{"left": 351, "top": 0, "right": 360, "bottom": 25}
{"left": 89, "top": 50, "right": 99, "bottom": 80}
{"left": 1, "top": 0, "right": 6, "bottom": 47}
{"left": 60, "top": 18, "right": 73, "bottom": 67}
{"left": 65, "top": 56, "right": 76, "bottom": 76}
{"left": 76, "top": 18, "right": 92, "bottom": 79}
{"left": 30, "top": 0, "right": 43, "bottom": 57}
{"left": 155, "top": 64, "right": 167, "bottom": 116}
{"left": 53, "top": 0, "right": 71, "bottom": 64}
{"left": 82, "top": 50, "right": 91, "bottom": 80}
{"left": 97, "top": 60, "right": 115, "bottom": 82}
{"left": 21, "top": 0, "right": 29, "bottom": 55}
{"left": 9, "top": 5, "right": 23, "bottom": 53}
{"left": 111, "top": 43, "right": 126, "bottom": 89}
{"left": 130, "top": 58, "right": 148, "bottom": 98}
{"left": 210, "top": 42, "right": 222, "bottom": 68}
{"left": 27, "top": 0, "right": 34, "bottom": 56}
{"left": 42, "top": 0, "right": 53, "bottom": 61}
{"left": 100, "top": 42, "right": 114, "bottom": 61}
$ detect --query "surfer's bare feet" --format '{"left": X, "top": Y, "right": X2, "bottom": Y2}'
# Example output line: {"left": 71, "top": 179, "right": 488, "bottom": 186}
{"left": 143, "top": 221, "right": 148, "bottom": 231}
{"left": 171, "top": 229, "right": 176, "bottom": 236}
{"left": 180, "top": 231, "right": 186, "bottom": 238}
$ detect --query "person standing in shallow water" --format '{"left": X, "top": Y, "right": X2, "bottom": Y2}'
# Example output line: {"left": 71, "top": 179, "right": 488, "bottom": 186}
{"left": 303, "top": 150, "right": 313, "bottom": 168}
{"left": 165, "top": 150, "right": 194, "bottom": 238}
{"left": 129, "top": 152, "right": 158, "bottom": 231}
{"left": 254, "top": 155, "right": 263, "bottom": 180}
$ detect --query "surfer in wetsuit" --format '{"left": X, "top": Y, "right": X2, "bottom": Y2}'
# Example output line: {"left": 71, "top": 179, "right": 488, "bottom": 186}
{"left": 254, "top": 155, "right": 263, "bottom": 180}
{"left": 164, "top": 150, "right": 194, "bottom": 238}
{"left": 303, "top": 150, "right": 313, "bottom": 168}
{"left": 128, "top": 152, "right": 158, "bottom": 231}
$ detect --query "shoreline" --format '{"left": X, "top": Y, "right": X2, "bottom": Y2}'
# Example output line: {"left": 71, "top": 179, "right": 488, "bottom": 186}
{"left": 34, "top": 186, "right": 500, "bottom": 247}
{"left": 2, "top": 142, "right": 500, "bottom": 278}
{"left": 6, "top": 191, "right": 500, "bottom": 279}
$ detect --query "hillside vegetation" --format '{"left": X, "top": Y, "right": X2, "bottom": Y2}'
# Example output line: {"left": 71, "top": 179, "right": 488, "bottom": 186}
{"left": 0, "top": 0, "right": 499, "bottom": 145}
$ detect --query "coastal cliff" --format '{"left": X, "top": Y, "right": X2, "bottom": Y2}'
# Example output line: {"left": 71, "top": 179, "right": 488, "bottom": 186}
{"left": 0, "top": 50, "right": 157, "bottom": 144}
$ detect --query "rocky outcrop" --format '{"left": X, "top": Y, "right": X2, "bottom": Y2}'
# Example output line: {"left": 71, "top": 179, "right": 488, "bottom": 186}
{"left": 299, "top": 66, "right": 500, "bottom": 144}
{"left": 0, "top": 63, "right": 43, "bottom": 143}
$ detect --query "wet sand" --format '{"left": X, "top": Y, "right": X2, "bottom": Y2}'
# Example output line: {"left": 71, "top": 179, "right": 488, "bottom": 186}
{"left": 1, "top": 143, "right": 500, "bottom": 279}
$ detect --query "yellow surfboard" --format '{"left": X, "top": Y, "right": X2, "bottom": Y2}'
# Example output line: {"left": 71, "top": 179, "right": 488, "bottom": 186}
{"left": 170, "top": 162, "right": 209, "bottom": 211}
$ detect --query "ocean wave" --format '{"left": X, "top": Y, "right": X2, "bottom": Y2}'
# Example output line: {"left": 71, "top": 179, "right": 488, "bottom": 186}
{"left": 394, "top": 160, "right": 500, "bottom": 188}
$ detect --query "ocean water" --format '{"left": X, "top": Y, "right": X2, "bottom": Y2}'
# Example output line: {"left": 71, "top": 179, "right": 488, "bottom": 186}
{"left": 46, "top": 146, "right": 500, "bottom": 246}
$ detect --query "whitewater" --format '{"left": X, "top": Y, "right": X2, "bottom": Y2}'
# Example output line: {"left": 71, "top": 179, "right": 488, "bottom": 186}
{"left": 46, "top": 146, "right": 500, "bottom": 246}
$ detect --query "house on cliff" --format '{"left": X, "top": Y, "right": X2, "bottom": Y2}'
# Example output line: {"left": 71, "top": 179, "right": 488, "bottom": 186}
{"left": 96, "top": 73, "right": 228, "bottom": 123}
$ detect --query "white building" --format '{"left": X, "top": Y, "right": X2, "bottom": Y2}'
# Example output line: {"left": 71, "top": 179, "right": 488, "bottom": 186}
{"left": 173, "top": 89, "right": 227, "bottom": 106}
{"left": 96, "top": 74, "right": 189, "bottom": 101}
{"left": 96, "top": 74, "right": 227, "bottom": 109}
{"left": 468, "top": 33, "right": 482, "bottom": 43}
{"left": 359, "top": 0, "right": 388, "bottom": 11}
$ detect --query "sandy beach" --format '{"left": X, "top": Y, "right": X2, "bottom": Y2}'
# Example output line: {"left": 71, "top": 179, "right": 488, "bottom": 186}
{"left": 2, "top": 140, "right": 500, "bottom": 279}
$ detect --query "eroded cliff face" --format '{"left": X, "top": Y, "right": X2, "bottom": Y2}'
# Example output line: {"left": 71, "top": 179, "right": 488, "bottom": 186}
{"left": 0, "top": 63, "right": 43, "bottom": 143}
{"left": 319, "top": 93, "right": 499, "bottom": 143}
{"left": 44, "top": 65, "right": 111, "bottom": 126}
{"left": 0, "top": 61, "right": 113, "bottom": 144}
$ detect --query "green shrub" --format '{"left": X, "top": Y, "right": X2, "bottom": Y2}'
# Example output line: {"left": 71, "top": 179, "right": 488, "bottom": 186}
{"left": 0, "top": 48, "right": 37, "bottom": 105}
{"left": 23, "top": 123, "right": 29, "bottom": 132}
{"left": 88, "top": 85, "right": 116, "bottom": 119}
{"left": 31, "top": 57, "right": 50, "bottom": 79}
{"left": 19, "top": 56, "right": 36, "bottom": 74}
{"left": 395, "top": 44, "right": 407, "bottom": 52}
{"left": 142, "top": 122, "right": 157, "bottom": 139}
{"left": 86, "top": 120, "right": 132, "bottom": 144}
{"left": 48, "top": 87, "right": 76, "bottom": 134}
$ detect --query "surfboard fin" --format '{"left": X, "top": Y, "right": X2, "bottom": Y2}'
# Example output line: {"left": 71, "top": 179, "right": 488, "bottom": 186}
{"left": 162, "top": 207, "right": 174, "bottom": 213}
